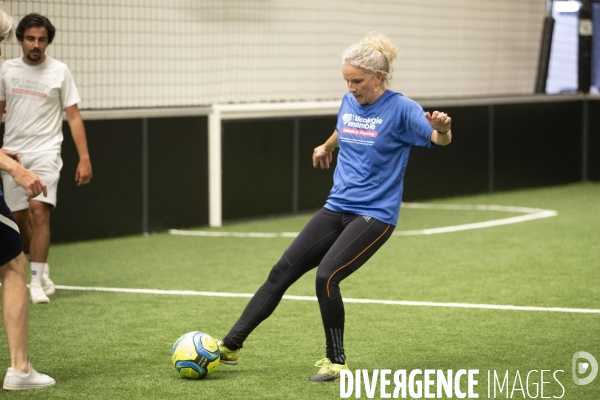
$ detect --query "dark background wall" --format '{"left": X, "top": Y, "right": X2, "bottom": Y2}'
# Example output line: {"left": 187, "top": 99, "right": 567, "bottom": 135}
{"left": 56, "top": 118, "right": 144, "bottom": 241}
{"left": 1, "top": 98, "right": 598, "bottom": 243}
{"left": 222, "top": 119, "right": 295, "bottom": 220}
{"left": 221, "top": 116, "right": 339, "bottom": 221}
{"left": 146, "top": 117, "right": 208, "bottom": 232}
{"left": 589, "top": 100, "right": 600, "bottom": 181}
{"left": 1, "top": 116, "right": 209, "bottom": 243}
{"left": 404, "top": 105, "right": 490, "bottom": 201}
{"left": 494, "top": 102, "right": 583, "bottom": 190}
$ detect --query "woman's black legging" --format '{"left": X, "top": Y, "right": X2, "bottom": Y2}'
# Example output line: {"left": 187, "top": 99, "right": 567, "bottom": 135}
{"left": 223, "top": 207, "right": 394, "bottom": 365}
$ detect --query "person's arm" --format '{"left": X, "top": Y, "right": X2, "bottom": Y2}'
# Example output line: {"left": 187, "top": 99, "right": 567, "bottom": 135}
{"left": 425, "top": 110, "right": 452, "bottom": 146}
{"left": 312, "top": 130, "right": 339, "bottom": 169}
{"left": 0, "top": 100, "right": 6, "bottom": 121}
{"left": 0, "top": 149, "right": 47, "bottom": 200}
{"left": 65, "top": 104, "right": 93, "bottom": 186}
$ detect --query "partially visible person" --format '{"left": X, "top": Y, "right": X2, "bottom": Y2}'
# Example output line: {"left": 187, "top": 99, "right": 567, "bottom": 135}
{"left": 0, "top": 12, "right": 92, "bottom": 304}
{"left": 0, "top": 11, "right": 55, "bottom": 391}
{"left": 215, "top": 32, "right": 452, "bottom": 382}
{"left": 1, "top": 148, "right": 54, "bottom": 390}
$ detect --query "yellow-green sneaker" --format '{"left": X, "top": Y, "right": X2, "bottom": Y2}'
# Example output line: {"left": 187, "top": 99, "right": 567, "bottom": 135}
{"left": 216, "top": 339, "right": 240, "bottom": 365}
{"left": 309, "top": 358, "right": 349, "bottom": 382}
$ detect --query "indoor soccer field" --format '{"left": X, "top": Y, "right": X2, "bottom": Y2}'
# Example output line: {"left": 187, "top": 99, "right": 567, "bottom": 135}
{"left": 0, "top": 182, "right": 598, "bottom": 399}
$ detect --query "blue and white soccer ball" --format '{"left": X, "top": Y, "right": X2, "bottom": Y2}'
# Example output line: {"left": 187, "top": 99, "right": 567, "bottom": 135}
{"left": 171, "top": 331, "right": 220, "bottom": 379}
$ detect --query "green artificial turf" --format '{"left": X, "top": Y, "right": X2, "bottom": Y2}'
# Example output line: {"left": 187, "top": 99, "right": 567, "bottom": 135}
{"left": 1, "top": 182, "right": 598, "bottom": 399}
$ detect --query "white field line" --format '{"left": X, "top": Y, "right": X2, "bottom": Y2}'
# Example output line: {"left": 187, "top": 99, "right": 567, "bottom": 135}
{"left": 168, "top": 204, "right": 558, "bottom": 238}
{"left": 395, "top": 204, "right": 557, "bottom": 236}
{"left": 168, "top": 230, "right": 299, "bottom": 238}
{"left": 54, "top": 285, "right": 600, "bottom": 314}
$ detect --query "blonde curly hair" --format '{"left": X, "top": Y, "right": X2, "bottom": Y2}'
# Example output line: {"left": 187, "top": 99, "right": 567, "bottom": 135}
{"left": 0, "top": 9, "right": 14, "bottom": 42}
{"left": 342, "top": 32, "right": 398, "bottom": 87}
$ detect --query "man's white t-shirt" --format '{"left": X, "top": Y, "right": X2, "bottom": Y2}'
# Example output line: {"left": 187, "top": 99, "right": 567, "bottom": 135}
{"left": 0, "top": 56, "right": 81, "bottom": 154}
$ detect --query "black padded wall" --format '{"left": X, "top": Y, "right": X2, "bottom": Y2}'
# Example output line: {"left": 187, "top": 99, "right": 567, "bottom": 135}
{"left": 221, "top": 118, "right": 295, "bottom": 221}
{"left": 147, "top": 116, "right": 208, "bottom": 231}
{"left": 588, "top": 100, "right": 600, "bottom": 181}
{"left": 55, "top": 118, "right": 144, "bottom": 242}
{"left": 494, "top": 101, "right": 582, "bottom": 191}
{"left": 404, "top": 105, "right": 489, "bottom": 201}
{"left": 1, "top": 98, "right": 595, "bottom": 243}
{"left": 52, "top": 116, "right": 209, "bottom": 243}
{"left": 297, "top": 116, "right": 338, "bottom": 211}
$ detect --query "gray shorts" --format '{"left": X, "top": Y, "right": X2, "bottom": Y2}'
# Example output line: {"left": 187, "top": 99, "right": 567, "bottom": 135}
{"left": 0, "top": 151, "right": 63, "bottom": 212}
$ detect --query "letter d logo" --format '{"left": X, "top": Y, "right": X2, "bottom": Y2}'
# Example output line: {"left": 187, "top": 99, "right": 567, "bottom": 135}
{"left": 572, "top": 351, "right": 598, "bottom": 385}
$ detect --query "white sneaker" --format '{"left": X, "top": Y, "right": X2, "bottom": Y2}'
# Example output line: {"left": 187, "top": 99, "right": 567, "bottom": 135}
{"left": 30, "top": 284, "right": 50, "bottom": 304}
{"left": 3, "top": 363, "right": 55, "bottom": 390}
{"left": 42, "top": 264, "right": 55, "bottom": 296}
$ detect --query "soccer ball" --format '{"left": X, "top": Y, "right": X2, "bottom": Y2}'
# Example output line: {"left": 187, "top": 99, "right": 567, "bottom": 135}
{"left": 171, "top": 331, "right": 220, "bottom": 379}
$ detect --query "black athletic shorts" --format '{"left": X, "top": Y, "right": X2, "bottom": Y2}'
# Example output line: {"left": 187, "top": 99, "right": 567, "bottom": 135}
{"left": 0, "top": 195, "right": 22, "bottom": 266}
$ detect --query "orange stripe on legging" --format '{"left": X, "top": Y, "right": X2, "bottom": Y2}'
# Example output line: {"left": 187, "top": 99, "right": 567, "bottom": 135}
{"left": 326, "top": 224, "right": 391, "bottom": 298}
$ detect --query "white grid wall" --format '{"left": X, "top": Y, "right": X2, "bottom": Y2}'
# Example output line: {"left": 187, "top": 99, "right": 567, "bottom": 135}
{"left": 0, "top": 0, "right": 547, "bottom": 109}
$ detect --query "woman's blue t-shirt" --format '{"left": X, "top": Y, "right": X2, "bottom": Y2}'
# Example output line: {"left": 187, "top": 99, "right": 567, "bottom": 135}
{"left": 324, "top": 90, "right": 434, "bottom": 226}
